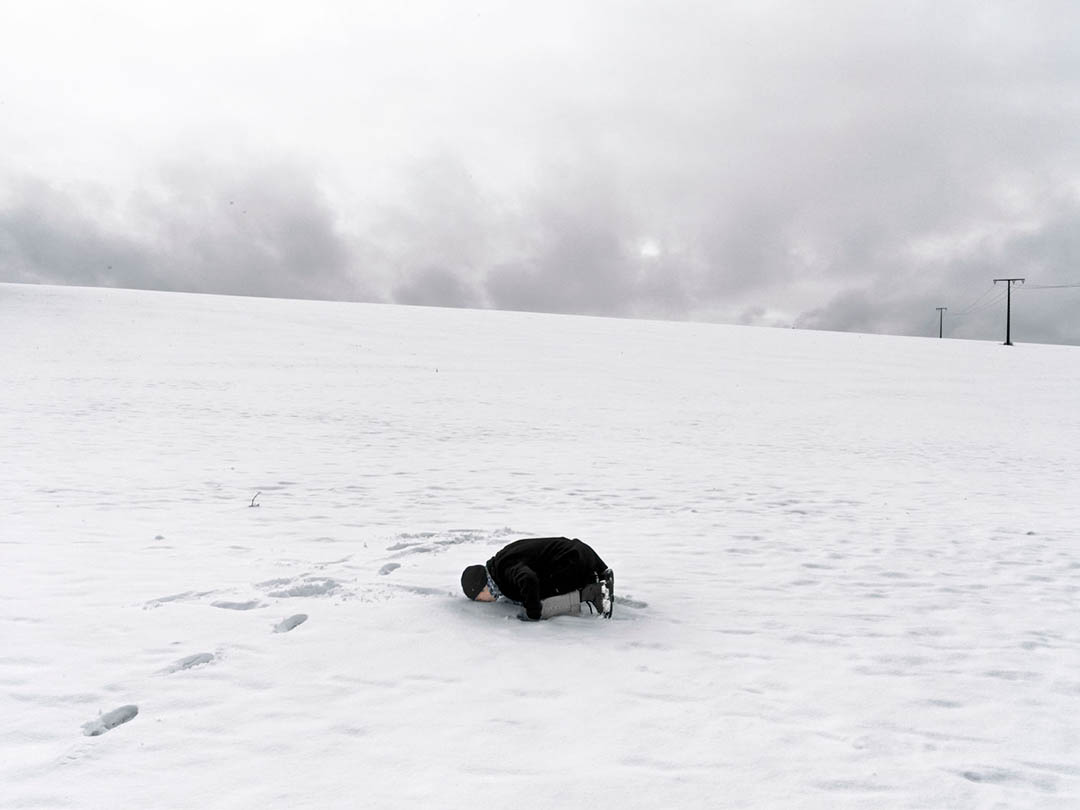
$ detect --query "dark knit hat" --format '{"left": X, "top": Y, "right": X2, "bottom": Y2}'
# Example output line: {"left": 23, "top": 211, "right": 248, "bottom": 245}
{"left": 461, "top": 565, "right": 488, "bottom": 600}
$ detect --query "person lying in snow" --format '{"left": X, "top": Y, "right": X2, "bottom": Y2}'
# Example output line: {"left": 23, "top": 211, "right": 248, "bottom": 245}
{"left": 460, "top": 536, "right": 614, "bottom": 620}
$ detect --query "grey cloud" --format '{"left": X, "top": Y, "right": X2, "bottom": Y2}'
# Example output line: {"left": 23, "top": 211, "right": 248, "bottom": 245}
{"left": 481, "top": 166, "right": 694, "bottom": 319}
{"left": 796, "top": 287, "right": 921, "bottom": 338}
{"left": 794, "top": 195, "right": 1080, "bottom": 344}
{"left": 393, "top": 265, "right": 481, "bottom": 309}
{"left": 377, "top": 155, "right": 493, "bottom": 309}
{"left": 0, "top": 177, "right": 157, "bottom": 290}
{"left": 1, "top": 162, "right": 372, "bottom": 303}
{"left": 376, "top": 156, "right": 691, "bottom": 320}
{"left": 484, "top": 187, "right": 633, "bottom": 317}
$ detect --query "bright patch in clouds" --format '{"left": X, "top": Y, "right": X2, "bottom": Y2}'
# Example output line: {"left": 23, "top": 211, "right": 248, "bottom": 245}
{"left": 638, "top": 238, "right": 661, "bottom": 258}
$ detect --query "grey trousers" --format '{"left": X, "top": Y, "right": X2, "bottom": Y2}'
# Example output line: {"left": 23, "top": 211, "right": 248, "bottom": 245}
{"left": 539, "top": 590, "right": 581, "bottom": 619}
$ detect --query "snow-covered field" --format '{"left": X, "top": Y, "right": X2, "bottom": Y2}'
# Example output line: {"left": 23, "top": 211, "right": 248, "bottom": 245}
{"left": 2, "top": 282, "right": 1079, "bottom": 809}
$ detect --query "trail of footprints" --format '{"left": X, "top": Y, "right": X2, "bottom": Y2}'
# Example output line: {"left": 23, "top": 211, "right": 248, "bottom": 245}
{"left": 84, "top": 540, "right": 414, "bottom": 738}
{"left": 86, "top": 530, "right": 643, "bottom": 738}
{"left": 87, "top": 583, "right": 321, "bottom": 736}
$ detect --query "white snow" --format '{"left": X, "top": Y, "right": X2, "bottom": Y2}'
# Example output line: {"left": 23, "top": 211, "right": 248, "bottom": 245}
{"left": 2, "top": 282, "right": 1079, "bottom": 808}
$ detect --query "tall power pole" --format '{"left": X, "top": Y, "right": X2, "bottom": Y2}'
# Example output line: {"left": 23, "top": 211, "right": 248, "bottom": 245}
{"left": 936, "top": 306, "right": 947, "bottom": 338}
{"left": 993, "top": 278, "right": 1025, "bottom": 346}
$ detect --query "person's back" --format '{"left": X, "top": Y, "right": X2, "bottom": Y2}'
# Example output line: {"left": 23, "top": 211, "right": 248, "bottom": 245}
{"left": 487, "top": 537, "right": 606, "bottom": 604}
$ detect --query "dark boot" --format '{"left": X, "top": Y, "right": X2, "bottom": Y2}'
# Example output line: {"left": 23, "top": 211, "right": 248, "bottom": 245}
{"left": 580, "top": 582, "right": 603, "bottom": 615}
{"left": 581, "top": 569, "right": 614, "bottom": 618}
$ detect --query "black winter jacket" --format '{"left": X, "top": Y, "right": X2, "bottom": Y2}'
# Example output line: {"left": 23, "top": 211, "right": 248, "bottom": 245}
{"left": 487, "top": 537, "right": 608, "bottom": 620}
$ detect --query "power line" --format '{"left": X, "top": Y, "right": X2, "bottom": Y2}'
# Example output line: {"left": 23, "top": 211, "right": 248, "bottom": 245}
{"left": 1017, "top": 282, "right": 1080, "bottom": 290}
{"left": 968, "top": 289, "right": 1008, "bottom": 314}
{"left": 951, "top": 284, "right": 999, "bottom": 316}
{"left": 951, "top": 289, "right": 1007, "bottom": 321}
{"left": 932, "top": 278, "right": 1073, "bottom": 341}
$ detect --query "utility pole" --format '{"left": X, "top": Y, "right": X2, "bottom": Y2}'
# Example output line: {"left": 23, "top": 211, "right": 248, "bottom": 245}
{"left": 992, "top": 278, "right": 1025, "bottom": 346}
{"left": 936, "top": 306, "right": 947, "bottom": 338}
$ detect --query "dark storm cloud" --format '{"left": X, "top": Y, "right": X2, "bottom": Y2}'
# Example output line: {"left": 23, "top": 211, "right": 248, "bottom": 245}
{"left": 0, "top": 176, "right": 156, "bottom": 290}
{"left": 380, "top": 156, "right": 491, "bottom": 310}
{"left": 484, "top": 169, "right": 645, "bottom": 317}
{"left": 393, "top": 265, "right": 480, "bottom": 309}
{"left": 0, "top": 163, "right": 369, "bottom": 302}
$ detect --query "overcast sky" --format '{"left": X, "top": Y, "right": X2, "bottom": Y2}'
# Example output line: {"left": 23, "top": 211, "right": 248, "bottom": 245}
{"left": 2, "top": 1, "right": 1079, "bottom": 344}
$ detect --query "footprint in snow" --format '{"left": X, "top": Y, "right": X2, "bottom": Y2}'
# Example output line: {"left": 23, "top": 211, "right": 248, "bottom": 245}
{"left": 144, "top": 590, "right": 217, "bottom": 609}
{"left": 260, "top": 577, "right": 338, "bottom": 598}
{"left": 162, "top": 653, "right": 214, "bottom": 674}
{"left": 274, "top": 614, "right": 308, "bottom": 633}
{"left": 378, "top": 563, "right": 401, "bottom": 575}
{"left": 212, "top": 600, "right": 262, "bottom": 610}
{"left": 82, "top": 705, "right": 138, "bottom": 737}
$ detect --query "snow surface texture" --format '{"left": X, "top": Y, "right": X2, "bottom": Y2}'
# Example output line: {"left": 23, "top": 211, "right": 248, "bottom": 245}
{"left": 2, "top": 282, "right": 1079, "bottom": 808}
